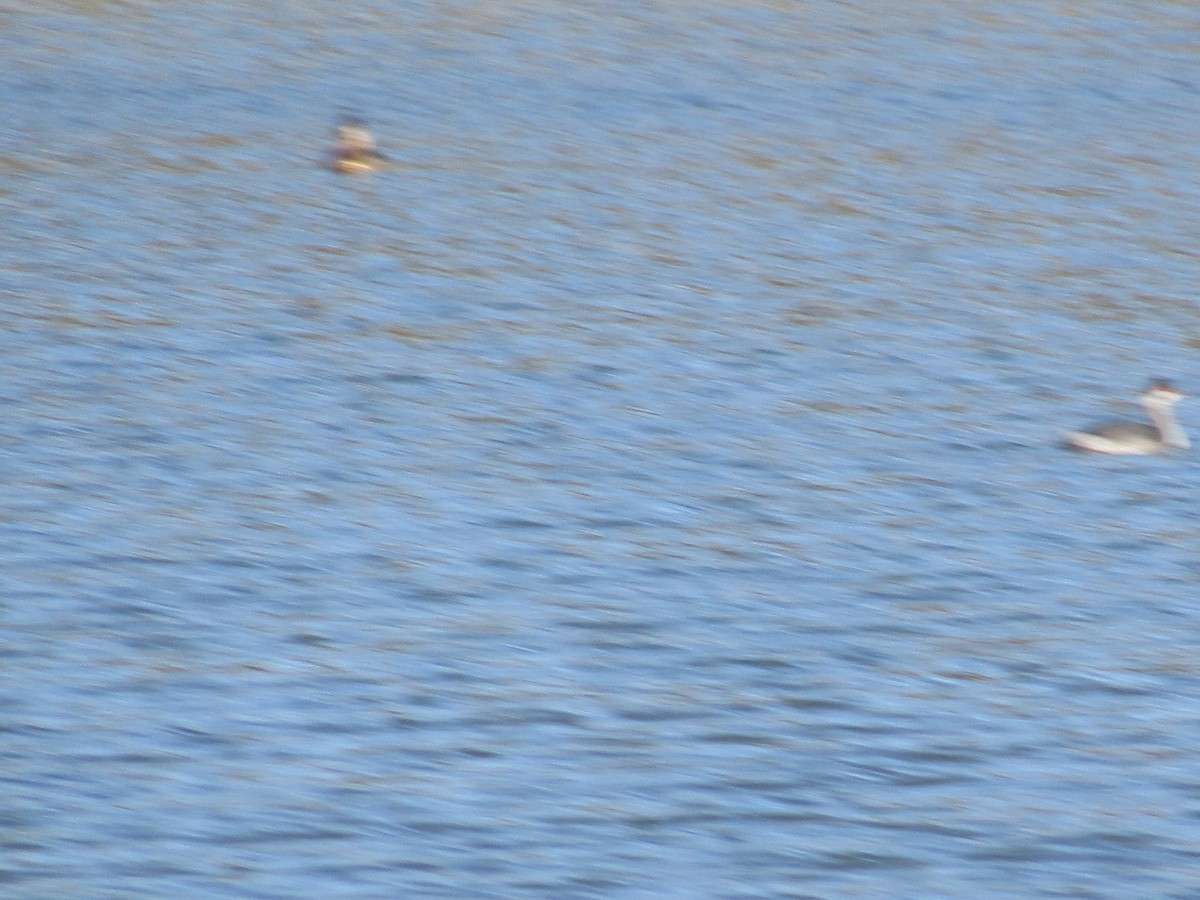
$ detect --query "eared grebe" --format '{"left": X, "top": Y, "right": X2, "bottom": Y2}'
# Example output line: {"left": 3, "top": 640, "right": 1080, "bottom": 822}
{"left": 329, "top": 118, "right": 386, "bottom": 174}
{"left": 1065, "top": 380, "right": 1189, "bottom": 454}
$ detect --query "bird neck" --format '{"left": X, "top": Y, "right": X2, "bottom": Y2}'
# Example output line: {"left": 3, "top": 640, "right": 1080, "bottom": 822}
{"left": 1145, "top": 401, "right": 1190, "bottom": 448}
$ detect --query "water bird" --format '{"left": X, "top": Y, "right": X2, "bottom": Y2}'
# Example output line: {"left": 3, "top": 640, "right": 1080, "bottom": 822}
{"left": 329, "top": 118, "right": 386, "bottom": 174}
{"left": 1064, "top": 379, "right": 1189, "bottom": 454}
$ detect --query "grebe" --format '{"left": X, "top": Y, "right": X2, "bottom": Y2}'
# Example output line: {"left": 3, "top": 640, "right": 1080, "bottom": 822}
{"left": 328, "top": 118, "right": 386, "bottom": 174}
{"left": 1065, "top": 380, "right": 1189, "bottom": 454}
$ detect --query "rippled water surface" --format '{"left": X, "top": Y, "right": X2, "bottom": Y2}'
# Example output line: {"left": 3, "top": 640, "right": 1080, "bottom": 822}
{"left": 4, "top": 2, "right": 1200, "bottom": 897}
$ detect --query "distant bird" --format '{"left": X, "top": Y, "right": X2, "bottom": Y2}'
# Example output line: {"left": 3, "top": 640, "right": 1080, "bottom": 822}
{"left": 328, "top": 118, "right": 386, "bottom": 174}
{"left": 1065, "top": 379, "right": 1189, "bottom": 454}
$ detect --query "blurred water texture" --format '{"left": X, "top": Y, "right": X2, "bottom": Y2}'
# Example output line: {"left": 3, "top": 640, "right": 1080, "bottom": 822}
{"left": 3, "top": 1, "right": 1200, "bottom": 897}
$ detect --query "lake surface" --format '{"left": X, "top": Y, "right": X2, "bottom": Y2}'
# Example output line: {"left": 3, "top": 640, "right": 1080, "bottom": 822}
{"left": 3, "top": 1, "right": 1200, "bottom": 897}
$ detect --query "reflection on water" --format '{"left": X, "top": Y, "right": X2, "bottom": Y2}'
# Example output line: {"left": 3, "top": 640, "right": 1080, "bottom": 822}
{"left": 3, "top": 1, "right": 1200, "bottom": 896}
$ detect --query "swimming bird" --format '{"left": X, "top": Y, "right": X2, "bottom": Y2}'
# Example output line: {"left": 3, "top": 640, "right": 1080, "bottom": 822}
{"left": 1065, "top": 379, "right": 1189, "bottom": 454}
{"left": 329, "top": 118, "right": 386, "bottom": 174}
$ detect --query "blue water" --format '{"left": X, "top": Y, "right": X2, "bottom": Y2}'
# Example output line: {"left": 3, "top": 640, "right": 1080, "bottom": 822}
{"left": 4, "top": 2, "right": 1200, "bottom": 897}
